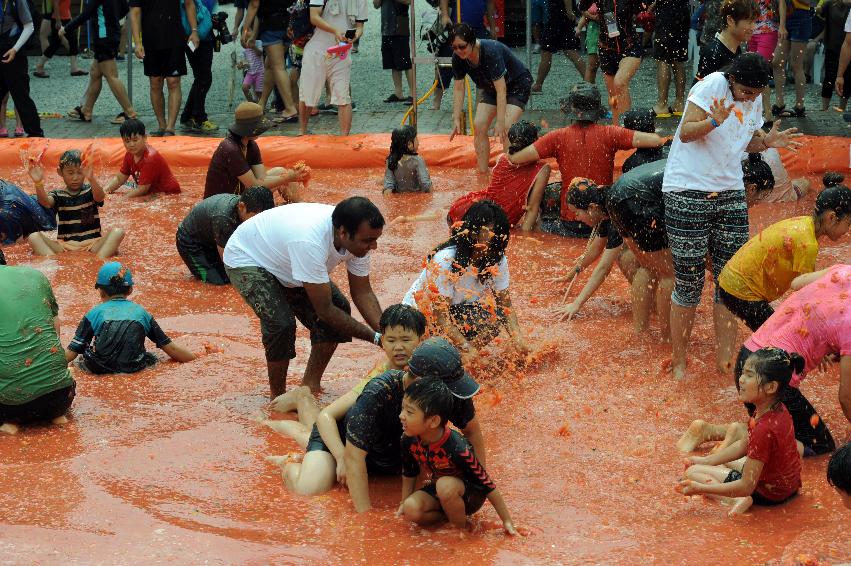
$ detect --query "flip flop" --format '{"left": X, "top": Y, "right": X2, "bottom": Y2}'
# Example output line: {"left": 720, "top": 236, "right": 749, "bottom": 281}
{"left": 67, "top": 106, "right": 91, "bottom": 122}
{"left": 33, "top": 70, "right": 49, "bottom": 78}
{"left": 383, "top": 94, "right": 402, "bottom": 103}
{"left": 653, "top": 107, "right": 673, "bottom": 118}
{"left": 70, "top": 70, "right": 89, "bottom": 76}
{"left": 774, "top": 108, "right": 797, "bottom": 118}
{"left": 110, "top": 112, "right": 129, "bottom": 125}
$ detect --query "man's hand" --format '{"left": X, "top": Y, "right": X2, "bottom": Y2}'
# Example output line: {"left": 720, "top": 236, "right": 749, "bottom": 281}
{"left": 837, "top": 76, "right": 845, "bottom": 97}
{"left": 58, "top": 26, "right": 66, "bottom": 39}
{"left": 336, "top": 459, "right": 347, "bottom": 486}
{"left": 189, "top": 31, "right": 200, "bottom": 49}
{"left": 1, "top": 48, "right": 17, "bottom": 63}
{"left": 440, "top": 13, "right": 452, "bottom": 27}
{"left": 134, "top": 44, "right": 145, "bottom": 60}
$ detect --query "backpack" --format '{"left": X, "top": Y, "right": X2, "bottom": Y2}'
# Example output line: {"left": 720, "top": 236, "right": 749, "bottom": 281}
{"left": 288, "top": 0, "right": 315, "bottom": 43}
{"left": 181, "top": 0, "right": 214, "bottom": 39}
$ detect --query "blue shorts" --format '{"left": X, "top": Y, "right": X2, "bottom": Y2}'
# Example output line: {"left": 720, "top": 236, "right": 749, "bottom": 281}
{"left": 785, "top": 9, "right": 812, "bottom": 43}
{"left": 260, "top": 28, "right": 290, "bottom": 47}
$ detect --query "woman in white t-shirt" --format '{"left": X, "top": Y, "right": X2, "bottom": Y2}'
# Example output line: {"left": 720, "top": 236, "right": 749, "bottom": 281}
{"left": 662, "top": 53, "right": 803, "bottom": 380}
{"left": 403, "top": 200, "right": 529, "bottom": 361}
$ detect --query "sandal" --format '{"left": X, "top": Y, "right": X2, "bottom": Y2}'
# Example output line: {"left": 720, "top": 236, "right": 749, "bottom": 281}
{"left": 70, "top": 70, "right": 89, "bottom": 76}
{"left": 383, "top": 94, "right": 402, "bottom": 103}
{"left": 110, "top": 112, "right": 130, "bottom": 124}
{"left": 67, "top": 106, "right": 91, "bottom": 122}
{"left": 792, "top": 105, "right": 806, "bottom": 118}
{"left": 33, "top": 69, "right": 49, "bottom": 78}
{"left": 772, "top": 104, "right": 796, "bottom": 118}
{"left": 653, "top": 106, "right": 673, "bottom": 118}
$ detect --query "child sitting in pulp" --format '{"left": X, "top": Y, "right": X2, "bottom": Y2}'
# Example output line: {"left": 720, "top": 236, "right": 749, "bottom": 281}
{"left": 398, "top": 377, "right": 517, "bottom": 535}
{"left": 65, "top": 262, "right": 196, "bottom": 373}
{"left": 104, "top": 119, "right": 181, "bottom": 197}
{"left": 27, "top": 150, "right": 125, "bottom": 258}
{"left": 679, "top": 347, "right": 803, "bottom": 516}
{"left": 384, "top": 125, "right": 432, "bottom": 193}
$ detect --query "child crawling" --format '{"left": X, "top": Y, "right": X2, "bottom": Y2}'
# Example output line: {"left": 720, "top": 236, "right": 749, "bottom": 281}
{"left": 678, "top": 347, "right": 803, "bottom": 516}
{"left": 398, "top": 377, "right": 517, "bottom": 534}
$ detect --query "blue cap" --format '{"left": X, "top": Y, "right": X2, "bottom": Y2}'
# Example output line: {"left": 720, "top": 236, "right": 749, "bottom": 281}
{"left": 96, "top": 261, "right": 133, "bottom": 288}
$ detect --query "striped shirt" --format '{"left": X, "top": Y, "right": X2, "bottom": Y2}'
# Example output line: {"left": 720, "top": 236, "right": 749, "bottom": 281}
{"left": 49, "top": 185, "right": 103, "bottom": 241}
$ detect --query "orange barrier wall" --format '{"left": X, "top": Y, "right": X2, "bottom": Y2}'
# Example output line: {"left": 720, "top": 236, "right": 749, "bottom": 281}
{"left": 1, "top": 134, "right": 848, "bottom": 178}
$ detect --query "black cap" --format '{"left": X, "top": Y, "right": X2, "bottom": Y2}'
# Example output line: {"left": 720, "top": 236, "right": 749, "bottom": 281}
{"left": 560, "top": 82, "right": 604, "bottom": 122}
{"left": 407, "top": 338, "right": 480, "bottom": 399}
{"left": 728, "top": 52, "right": 771, "bottom": 89}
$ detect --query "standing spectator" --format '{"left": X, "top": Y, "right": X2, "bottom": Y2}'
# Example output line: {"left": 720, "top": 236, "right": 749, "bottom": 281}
{"left": 652, "top": 0, "right": 690, "bottom": 117}
{"left": 241, "top": 26, "right": 265, "bottom": 102}
{"left": 836, "top": 8, "right": 851, "bottom": 98}
{"left": 298, "top": 0, "right": 369, "bottom": 135}
{"left": 531, "top": 0, "right": 587, "bottom": 93}
{"left": 576, "top": 0, "right": 600, "bottom": 83}
{"left": 33, "top": 0, "right": 87, "bottom": 78}
{"left": 695, "top": 0, "right": 756, "bottom": 82}
{"left": 821, "top": 0, "right": 851, "bottom": 111}
{"left": 596, "top": 0, "right": 643, "bottom": 124}
{"left": 60, "top": 0, "right": 137, "bottom": 124}
{"left": 180, "top": 0, "right": 218, "bottom": 133}
{"left": 748, "top": 0, "right": 783, "bottom": 122}
{"left": 233, "top": 0, "right": 248, "bottom": 37}
{"left": 432, "top": 0, "right": 497, "bottom": 109}
{"left": 0, "top": 0, "right": 44, "bottom": 137}
{"left": 0, "top": 264, "right": 76, "bottom": 436}
{"left": 449, "top": 24, "right": 533, "bottom": 173}
{"left": 531, "top": 0, "right": 545, "bottom": 52}
{"left": 376, "top": 0, "right": 413, "bottom": 104}
{"left": 130, "top": 0, "right": 200, "bottom": 136}
{"left": 662, "top": 54, "right": 801, "bottom": 380}
{"left": 772, "top": 0, "right": 813, "bottom": 117}
{"left": 243, "top": 0, "right": 300, "bottom": 122}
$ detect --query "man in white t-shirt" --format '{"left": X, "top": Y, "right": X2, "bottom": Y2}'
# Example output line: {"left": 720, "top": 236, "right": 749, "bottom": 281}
{"left": 835, "top": 10, "right": 851, "bottom": 98}
{"left": 224, "top": 197, "right": 385, "bottom": 396}
{"left": 299, "top": 0, "right": 369, "bottom": 135}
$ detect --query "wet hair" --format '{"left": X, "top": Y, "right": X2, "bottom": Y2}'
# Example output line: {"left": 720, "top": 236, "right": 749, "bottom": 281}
{"left": 58, "top": 150, "right": 82, "bottom": 170}
{"left": 332, "top": 196, "right": 385, "bottom": 236}
{"left": 240, "top": 185, "right": 275, "bottom": 213}
{"left": 827, "top": 442, "right": 851, "bottom": 495}
{"left": 565, "top": 178, "right": 608, "bottom": 214}
{"left": 720, "top": 0, "right": 758, "bottom": 25}
{"left": 404, "top": 376, "right": 454, "bottom": 427}
{"left": 622, "top": 109, "right": 656, "bottom": 133}
{"left": 379, "top": 303, "right": 427, "bottom": 336}
{"left": 746, "top": 347, "right": 805, "bottom": 398}
{"left": 96, "top": 277, "right": 132, "bottom": 297}
{"left": 450, "top": 23, "right": 477, "bottom": 46}
{"left": 387, "top": 125, "right": 418, "bottom": 172}
{"left": 507, "top": 120, "right": 539, "bottom": 154}
{"left": 741, "top": 153, "right": 774, "bottom": 194}
{"left": 119, "top": 118, "right": 146, "bottom": 139}
{"left": 816, "top": 173, "right": 851, "bottom": 220}
{"left": 727, "top": 52, "right": 771, "bottom": 88}
{"left": 433, "top": 200, "right": 510, "bottom": 283}
{"left": 0, "top": 248, "right": 6, "bottom": 265}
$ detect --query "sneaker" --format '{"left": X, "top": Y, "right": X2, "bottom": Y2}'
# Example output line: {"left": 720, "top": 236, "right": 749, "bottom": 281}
{"left": 317, "top": 102, "right": 334, "bottom": 112}
{"left": 198, "top": 120, "right": 219, "bottom": 132}
{"left": 532, "top": 44, "right": 541, "bottom": 54}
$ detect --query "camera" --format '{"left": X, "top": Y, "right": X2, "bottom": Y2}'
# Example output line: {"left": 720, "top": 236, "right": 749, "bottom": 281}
{"left": 211, "top": 12, "right": 232, "bottom": 51}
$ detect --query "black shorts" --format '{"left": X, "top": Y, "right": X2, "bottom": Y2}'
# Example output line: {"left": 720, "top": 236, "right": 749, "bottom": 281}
{"left": 541, "top": 17, "right": 581, "bottom": 52}
{"left": 598, "top": 43, "right": 643, "bottom": 76}
{"left": 479, "top": 72, "right": 533, "bottom": 109}
{"left": 419, "top": 481, "right": 487, "bottom": 515}
{"left": 306, "top": 424, "right": 401, "bottom": 475}
{"left": 93, "top": 39, "right": 120, "bottom": 63}
{"left": 381, "top": 35, "right": 412, "bottom": 71}
{"left": 176, "top": 228, "right": 229, "bottom": 285}
{"left": 143, "top": 46, "right": 187, "bottom": 77}
{"left": 652, "top": 11, "right": 689, "bottom": 62}
{"left": 735, "top": 346, "right": 836, "bottom": 456}
{"left": 449, "top": 302, "right": 507, "bottom": 344}
{"left": 0, "top": 383, "right": 75, "bottom": 425}
{"left": 718, "top": 288, "right": 774, "bottom": 331}
{"left": 723, "top": 470, "right": 798, "bottom": 506}
{"left": 226, "top": 266, "right": 352, "bottom": 362}
{"left": 607, "top": 197, "right": 668, "bottom": 252}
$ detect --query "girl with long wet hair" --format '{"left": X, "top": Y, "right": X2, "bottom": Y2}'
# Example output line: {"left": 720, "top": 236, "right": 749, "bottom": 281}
{"left": 403, "top": 200, "right": 529, "bottom": 361}
{"left": 384, "top": 125, "right": 432, "bottom": 193}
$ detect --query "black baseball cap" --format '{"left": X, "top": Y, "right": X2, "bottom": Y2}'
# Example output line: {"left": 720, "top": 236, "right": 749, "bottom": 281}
{"left": 407, "top": 337, "right": 480, "bottom": 399}
{"left": 560, "top": 82, "right": 604, "bottom": 122}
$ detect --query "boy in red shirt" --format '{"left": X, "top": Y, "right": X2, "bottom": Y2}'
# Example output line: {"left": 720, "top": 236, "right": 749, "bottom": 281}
{"left": 105, "top": 119, "right": 181, "bottom": 197}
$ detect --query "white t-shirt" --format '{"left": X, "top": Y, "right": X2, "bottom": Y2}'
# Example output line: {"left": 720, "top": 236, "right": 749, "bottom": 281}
{"left": 402, "top": 247, "right": 510, "bottom": 307}
{"left": 306, "top": 0, "right": 369, "bottom": 50}
{"left": 223, "top": 203, "right": 371, "bottom": 287}
{"left": 663, "top": 72, "right": 764, "bottom": 193}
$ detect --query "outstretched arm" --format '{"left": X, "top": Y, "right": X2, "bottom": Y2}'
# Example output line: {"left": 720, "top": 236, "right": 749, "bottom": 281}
{"left": 486, "top": 489, "right": 518, "bottom": 535}
{"left": 304, "top": 281, "right": 377, "bottom": 342}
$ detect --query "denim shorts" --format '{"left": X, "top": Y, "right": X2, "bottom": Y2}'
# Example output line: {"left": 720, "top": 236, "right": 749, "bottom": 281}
{"left": 785, "top": 9, "right": 812, "bottom": 43}
{"left": 260, "top": 28, "right": 291, "bottom": 47}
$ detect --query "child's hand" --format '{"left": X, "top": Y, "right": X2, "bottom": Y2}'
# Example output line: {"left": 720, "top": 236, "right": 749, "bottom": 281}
{"left": 81, "top": 160, "right": 95, "bottom": 181}
{"left": 503, "top": 520, "right": 520, "bottom": 536}
{"left": 679, "top": 479, "right": 702, "bottom": 495}
{"left": 27, "top": 163, "right": 44, "bottom": 183}
{"left": 291, "top": 163, "right": 311, "bottom": 183}
{"left": 335, "top": 459, "right": 347, "bottom": 486}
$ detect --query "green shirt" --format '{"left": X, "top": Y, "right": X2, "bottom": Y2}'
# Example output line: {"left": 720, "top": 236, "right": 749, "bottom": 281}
{"left": 0, "top": 266, "right": 74, "bottom": 405}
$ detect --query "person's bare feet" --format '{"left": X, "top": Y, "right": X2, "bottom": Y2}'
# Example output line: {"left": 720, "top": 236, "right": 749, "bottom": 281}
{"left": 531, "top": 83, "right": 543, "bottom": 93}
{"left": 270, "top": 385, "right": 310, "bottom": 413}
{"left": 728, "top": 496, "right": 753, "bottom": 516}
{"left": 265, "top": 454, "right": 293, "bottom": 468}
{"left": 677, "top": 419, "right": 709, "bottom": 452}
{"left": 0, "top": 423, "right": 19, "bottom": 435}
{"left": 672, "top": 360, "right": 688, "bottom": 380}
{"left": 51, "top": 415, "right": 68, "bottom": 425}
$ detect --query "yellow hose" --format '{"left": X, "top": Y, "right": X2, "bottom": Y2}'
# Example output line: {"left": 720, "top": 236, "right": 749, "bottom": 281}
{"left": 401, "top": 80, "right": 438, "bottom": 126}
{"left": 465, "top": 77, "right": 474, "bottom": 134}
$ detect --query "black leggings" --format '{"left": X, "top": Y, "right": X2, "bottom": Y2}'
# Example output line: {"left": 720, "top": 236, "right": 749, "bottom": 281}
{"left": 44, "top": 18, "right": 80, "bottom": 59}
{"left": 719, "top": 287, "right": 774, "bottom": 331}
{"left": 180, "top": 40, "right": 214, "bottom": 123}
{"left": 735, "top": 346, "right": 836, "bottom": 455}
{"left": 0, "top": 384, "right": 75, "bottom": 425}
{"left": 822, "top": 48, "right": 851, "bottom": 101}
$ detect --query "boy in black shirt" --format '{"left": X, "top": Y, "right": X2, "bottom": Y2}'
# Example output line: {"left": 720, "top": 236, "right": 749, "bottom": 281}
{"left": 398, "top": 377, "right": 518, "bottom": 534}
{"left": 26, "top": 150, "right": 125, "bottom": 258}
{"left": 694, "top": 0, "right": 757, "bottom": 83}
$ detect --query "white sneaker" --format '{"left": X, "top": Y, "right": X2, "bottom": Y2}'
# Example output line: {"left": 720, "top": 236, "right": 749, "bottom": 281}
{"left": 532, "top": 44, "right": 541, "bottom": 54}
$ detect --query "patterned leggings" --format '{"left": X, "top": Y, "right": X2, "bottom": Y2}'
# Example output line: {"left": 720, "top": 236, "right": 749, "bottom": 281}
{"left": 664, "top": 190, "right": 749, "bottom": 307}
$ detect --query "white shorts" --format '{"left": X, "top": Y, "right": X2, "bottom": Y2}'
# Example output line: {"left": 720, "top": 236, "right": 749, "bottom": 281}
{"left": 298, "top": 45, "right": 352, "bottom": 107}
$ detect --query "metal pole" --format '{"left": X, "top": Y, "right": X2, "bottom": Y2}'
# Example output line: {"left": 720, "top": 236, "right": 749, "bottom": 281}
{"left": 525, "top": 0, "right": 531, "bottom": 69}
{"left": 126, "top": 19, "right": 133, "bottom": 105}
{"left": 409, "top": 0, "right": 417, "bottom": 128}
